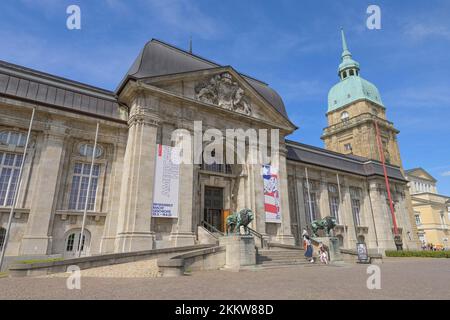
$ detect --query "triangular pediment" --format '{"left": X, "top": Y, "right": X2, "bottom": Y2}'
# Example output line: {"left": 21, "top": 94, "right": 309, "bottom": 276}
{"left": 140, "top": 67, "right": 296, "bottom": 130}
{"left": 406, "top": 168, "right": 437, "bottom": 182}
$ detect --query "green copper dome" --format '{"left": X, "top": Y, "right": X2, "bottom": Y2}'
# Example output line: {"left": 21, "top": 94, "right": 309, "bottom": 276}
{"left": 328, "top": 29, "right": 384, "bottom": 113}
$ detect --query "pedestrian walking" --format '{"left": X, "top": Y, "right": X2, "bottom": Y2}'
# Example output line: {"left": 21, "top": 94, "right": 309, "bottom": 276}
{"left": 304, "top": 235, "right": 314, "bottom": 263}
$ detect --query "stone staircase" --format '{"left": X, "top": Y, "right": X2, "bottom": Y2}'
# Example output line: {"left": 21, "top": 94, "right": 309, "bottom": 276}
{"left": 256, "top": 249, "right": 311, "bottom": 268}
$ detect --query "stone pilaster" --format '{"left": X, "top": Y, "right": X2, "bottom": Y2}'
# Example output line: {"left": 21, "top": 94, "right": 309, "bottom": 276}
{"left": 99, "top": 142, "right": 126, "bottom": 253}
{"left": 20, "top": 126, "right": 66, "bottom": 255}
{"left": 114, "top": 104, "right": 159, "bottom": 253}
{"left": 170, "top": 127, "right": 196, "bottom": 247}
{"left": 368, "top": 180, "right": 395, "bottom": 252}
{"left": 340, "top": 177, "right": 357, "bottom": 249}
{"left": 294, "top": 167, "right": 307, "bottom": 236}
{"left": 274, "top": 146, "right": 295, "bottom": 245}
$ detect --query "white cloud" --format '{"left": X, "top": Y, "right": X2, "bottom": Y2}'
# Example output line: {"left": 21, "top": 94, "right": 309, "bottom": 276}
{"left": 442, "top": 171, "right": 450, "bottom": 177}
{"left": 404, "top": 23, "right": 450, "bottom": 41}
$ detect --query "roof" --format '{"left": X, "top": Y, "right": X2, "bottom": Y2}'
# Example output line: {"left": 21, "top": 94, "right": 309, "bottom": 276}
{"left": 117, "top": 39, "right": 289, "bottom": 118}
{"left": 328, "top": 30, "right": 384, "bottom": 113}
{"left": 286, "top": 140, "right": 407, "bottom": 182}
{"left": 328, "top": 76, "right": 384, "bottom": 113}
{"left": 0, "top": 60, "right": 122, "bottom": 121}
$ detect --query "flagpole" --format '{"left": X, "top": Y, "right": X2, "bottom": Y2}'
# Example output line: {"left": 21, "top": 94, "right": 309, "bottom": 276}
{"left": 305, "top": 167, "right": 314, "bottom": 224}
{"left": 77, "top": 122, "right": 99, "bottom": 258}
{"left": 0, "top": 108, "right": 35, "bottom": 271}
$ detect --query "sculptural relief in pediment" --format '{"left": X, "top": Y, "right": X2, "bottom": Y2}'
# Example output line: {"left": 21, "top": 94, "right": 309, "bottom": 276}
{"left": 194, "top": 72, "right": 252, "bottom": 116}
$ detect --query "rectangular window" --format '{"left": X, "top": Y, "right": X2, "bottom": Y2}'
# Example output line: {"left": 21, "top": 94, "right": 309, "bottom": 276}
{"left": 415, "top": 214, "right": 421, "bottom": 226}
{"left": 351, "top": 199, "right": 361, "bottom": 226}
{"left": 328, "top": 183, "right": 340, "bottom": 224}
{"left": 350, "top": 187, "right": 362, "bottom": 226}
{"left": 0, "top": 152, "right": 23, "bottom": 207}
{"left": 303, "top": 180, "right": 319, "bottom": 223}
{"left": 68, "top": 163, "right": 100, "bottom": 211}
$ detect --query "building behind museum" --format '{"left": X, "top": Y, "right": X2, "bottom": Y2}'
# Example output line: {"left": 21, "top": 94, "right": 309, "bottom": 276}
{"left": 405, "top": 168, "right": 450, "bottom": 249}
{"left": 0, "top": 32, "right": 418, "bottom": 260}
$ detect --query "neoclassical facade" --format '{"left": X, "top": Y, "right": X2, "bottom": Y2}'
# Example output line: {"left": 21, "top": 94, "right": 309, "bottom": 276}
{"left": 0, "top": 35, "right": 418, "bottom": 259}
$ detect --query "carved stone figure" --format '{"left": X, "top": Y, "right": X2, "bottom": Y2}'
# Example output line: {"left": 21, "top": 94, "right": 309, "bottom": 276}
{"left": 195, "top": 73, "right": 252, "bottom": 116}
{"left": 311, "top": 216, "right": 337, "bottom": 237}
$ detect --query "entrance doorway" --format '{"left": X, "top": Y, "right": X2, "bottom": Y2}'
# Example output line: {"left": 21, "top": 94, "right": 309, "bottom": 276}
{"left": 204, "top": 187, "right": 224, "bottom": 231}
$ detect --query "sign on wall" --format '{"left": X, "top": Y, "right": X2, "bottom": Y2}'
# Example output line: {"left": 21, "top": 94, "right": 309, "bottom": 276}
{"left": 262, "top": 165, "right": 282, "bottom": 223}
{"left": 152, "top": 144, "right": 180, "bottom": 218}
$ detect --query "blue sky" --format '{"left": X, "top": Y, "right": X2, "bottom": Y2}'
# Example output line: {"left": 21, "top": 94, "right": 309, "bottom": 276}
{"left": 1, "top": 0, "right": 450, "bottom": 194}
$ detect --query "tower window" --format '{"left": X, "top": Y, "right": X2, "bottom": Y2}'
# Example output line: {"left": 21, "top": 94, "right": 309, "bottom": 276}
{"left": 344, "top": 143, "right": 352, "bottom": 152}
{"left": 349, "top": 70, "right": 354, "bottom": 76}
{"left": 341, "top": 111, "right": 349, "bottom": 122}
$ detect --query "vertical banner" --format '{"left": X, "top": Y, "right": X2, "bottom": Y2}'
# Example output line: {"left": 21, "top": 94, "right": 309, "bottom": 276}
{"left": 151, "top": 144, "right": 180, "bottom": 218}
{"left": 262, "top": 165, "right": 282, "bottom": 223}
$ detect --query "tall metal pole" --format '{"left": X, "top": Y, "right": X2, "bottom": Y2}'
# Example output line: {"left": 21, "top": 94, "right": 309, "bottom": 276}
{"left": 374, "top": 120, "right": 399, "bottom": 236}
{"left": 305, "top": 167, "right": 314, "bottom": 224}
{"left": 0, "top": 108, "right": 35, "bottom": 271}
{"left": 77, "top": 122, "right": 99, "bottom": 258}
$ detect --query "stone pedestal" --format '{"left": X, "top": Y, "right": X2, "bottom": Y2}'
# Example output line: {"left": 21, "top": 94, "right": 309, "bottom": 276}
{"left": 315, "top": 236, "right": 343, "bottom": 263}
{"left": 219, "top": 235, "right": 256, "bottom": 270}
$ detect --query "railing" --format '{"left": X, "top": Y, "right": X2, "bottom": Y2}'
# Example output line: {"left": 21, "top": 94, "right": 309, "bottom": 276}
{"left": 200, "top": 220, "right": 224, "bottom": 237}
{"left": 322, "top": 113, "right": 397, "bottom": 138}
{"left": 248, "top": 227, "right": 268, "bottom": 249}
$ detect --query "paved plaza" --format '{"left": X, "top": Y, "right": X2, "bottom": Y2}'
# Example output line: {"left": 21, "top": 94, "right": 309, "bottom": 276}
{"left": 0, "top": 258, "right": 449, "bottom": 300}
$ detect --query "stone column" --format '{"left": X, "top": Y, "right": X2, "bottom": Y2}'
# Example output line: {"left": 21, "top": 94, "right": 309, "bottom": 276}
{"left": 170, "top": 127, "right": 196, "bottom": 247}
{"left": 114, "top": 106, "right": 159, "bottom": 253}
{"left": 319, "top": 172, "right": 331, "bottom": 219}
{"left": 20, "top": 126, "right": 66, "bottom": 255}
{"left": 274, "top": 146, "right": 295, "bottom": 245}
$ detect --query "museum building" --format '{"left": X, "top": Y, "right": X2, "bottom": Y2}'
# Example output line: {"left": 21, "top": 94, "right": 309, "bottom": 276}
{"left": 0, "top": 32, "right": 418, "bottom": 259}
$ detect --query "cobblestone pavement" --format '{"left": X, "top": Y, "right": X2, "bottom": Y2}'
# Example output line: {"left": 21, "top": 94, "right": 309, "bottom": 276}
{"left": 0, "top": 258, "right": 449, "bottom": 300}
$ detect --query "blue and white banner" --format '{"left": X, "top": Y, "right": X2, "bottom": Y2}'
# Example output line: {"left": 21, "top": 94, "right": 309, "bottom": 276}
{"left": 152, "top": 144, "right": 180, "bottom": 218}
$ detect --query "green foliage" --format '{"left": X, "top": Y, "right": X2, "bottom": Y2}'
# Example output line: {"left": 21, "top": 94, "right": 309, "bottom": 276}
{"left": 385, "top": 250, "right": 449, "bottom": 258}
{"left": 18, "top": 258, "right": 64, "bottom": 264}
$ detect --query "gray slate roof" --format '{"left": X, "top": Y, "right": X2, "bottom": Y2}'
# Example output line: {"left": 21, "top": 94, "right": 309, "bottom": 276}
{"left": 0, "top": 60, "right": 122, "bottom": 121}
{"left": 117, "top": 39, "right": 288, "bottom": 118}
{"left": 286, "top": 140, "right": 406, "bottom": 182}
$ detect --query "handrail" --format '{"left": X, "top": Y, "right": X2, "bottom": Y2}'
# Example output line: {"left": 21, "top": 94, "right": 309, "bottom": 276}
{"left": 200, "top": 220, "right": 225, "bottom": 237}
{"left": 247, "top": 227, "right": 267, "bottom": 249}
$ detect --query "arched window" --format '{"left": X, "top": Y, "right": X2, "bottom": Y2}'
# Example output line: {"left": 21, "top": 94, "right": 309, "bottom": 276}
{"left": 79, "top": 143, "right": 103, "bottom": 158}
{"left": 341, "top": 111, "right": 349, "bottom": 122}
{"left": 0, "top": 131, "right": 26, "bottom": 147}
{"left": 64, "top": 229, "right": 90, "bottom": 257}
{"left": 0, "top": 228, "right": 6, "bottom": 250}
